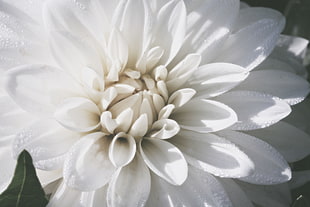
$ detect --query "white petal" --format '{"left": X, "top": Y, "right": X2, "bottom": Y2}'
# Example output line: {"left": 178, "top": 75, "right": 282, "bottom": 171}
{"left": 152, "top": 0, "right": 187, "bottom": 65}
{"left": 216, "top": 8, "right": 285, "bottom": 70}
{"left": 274, "top": 35, "right": 309, "bottom": 61}
{"left": 4, "top": 64, "right": 84, "bottom": 116}
{"left": 92, "top": 185, "right": 108, "bottom": 207}
{"left": 246, "top": 121, "right": 310, "bottom": 162}
{"left": 171, "top": 130, "right": 254, "bottom": 178}
{"left": 100, "top": 111, "right": 117, "bottom": 134}
{"left": 166, "top": 53, "right": 201, "bottom": 92}
{"left": 0, "top": 1, "right": 50, "bottom": 69}
{"left": 168, "top": 88, "right": 196, "bottom": 108}
{"left": 107, "top": 154, "right": 151, "bottom": 207}
{"left": 0, "top": 138, "right": 16, "bottom": 193}
{"left": 188, "top": 63, "right": 249, "bottom": 98}
{"left": 217, "top": 130, "right": 292, "bottom": 185}
{"left": 140, "top": 138, "right": 187, "bottom": 185}
{"left": 107, "top": 28, "right": 128, "bottom": 74}
{"left": 48, "top": 31, "right": 103, "bottom": 80}
{"left": 0, "top": 96, "right": 35, "bottom": 136}
{"left": 36, "top": 169, "right": 62, "bottom": 187}
{"left": 177, "top": 0, "right": 239, "bottom": 64}
{"left": 172, "top": 99, "right": 237, "bottom": 132}
{"left": 128, "top": 114, "right": 148, "bottom": 139}
{"left": 63, "top": 132, "right": 116, "bottom": 191}
{"left": 235, "top": 70, "right": 310, "bottom": 105}
{"left": 54, "top": 97, "right": 100, "bottom": 132}
{"left": 158, "top": 104, "right": 175, "bottom": 120}
{"left": 146, "top": 167, "right": 233, "bottom": 207}
{"left": 115, "top": 108, "right": 133, "bottom": 133}
{"left": 47, "top": 181, "right": 96, "bottom": 207}
{"left": 218, "top": 179, "right": 255, "bottom": 207}
{"left": 13, "top": 119, "right": 80, "bottom": 170}
{"left": 149, "top": 119, "right": 180, "bottom": 139}
{"left": 113, "top": 0, "right": 151, "bottom": 67}
{"left": 215, "top": 91, "right": 291, "bottom": 130}
{"left": 237, "top": 181, "right": 292, "bottom": 207}
{"left": 109, "top": 133, "right": 136, "bottom": 168}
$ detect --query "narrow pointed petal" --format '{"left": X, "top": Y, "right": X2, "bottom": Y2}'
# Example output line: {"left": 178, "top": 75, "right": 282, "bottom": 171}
{"left": 246, "top": 121, "right": 310, "bottom": 162}
{"left": 149, "top": 119, "right": 180, "bottom": 139}
{"left": 168, "top": 88, "right": 196, "bottom": 108}
{"left": 235, "top": 70, "right": 310, "bottom": 105}
{"left": 13, "top": 119, "right": 80, "bottom": 170}
{"left": 172, "top": 99, "right": 237, "bottom": 132}
{"left": 129, "top": 114, "right": 148, "bottom": 138}
{"left": 115, "top": 108, "right": 133, "bottom": 133}
{"left": 188, "top": 63, "right": 249, "bottom": 98}
{"left": 217, "top": 130, "right": 292, "bottom": 185}
{"left": 54, "top": 97, "right": 100, "bottom": 132}
{"left": 215, "top": 91, "right": 291, "bottom": 130}
{"left": 63, "top": 133, "right": 116, "bottom": 191}
{"left": 109, "top": 133, "right": 136, "bottom": 167}
{"left": 100, "top": 111, "right": 117, "bottom": 134}
{"left": 166, "top": 53, "right": 201, "bottom": 92}
{"left": 171, "top": 129, "right": 254, "bottom": 178}
{"left": 4, "top": 64, "right": 84, "bottom": 116}
{"left": 107, "top": 154, "right": 151, "bottom": 207}
{"left": 215, "top": 8, "right": 285, "bottom": 70}
{"left": 140, "top": 138, "right": 187, "bottom": 185}
{"left": 113, "top": 0, "right": 151, "bottom": 67}
{"left": 153, "top": 0, "right": 187, "bottom": 65}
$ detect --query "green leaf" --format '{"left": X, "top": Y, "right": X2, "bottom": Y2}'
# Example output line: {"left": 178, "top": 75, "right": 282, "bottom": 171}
{"left": 0, "top": 150, "right": 48, "bottom": 207}
{"left": 292, "top": 195, "right": 310, "bottom": 207}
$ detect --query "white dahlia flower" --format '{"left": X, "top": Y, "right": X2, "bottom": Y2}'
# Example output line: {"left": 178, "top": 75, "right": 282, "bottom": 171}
{"left": 1, "top": 0, "right": 310, "bottom": 206}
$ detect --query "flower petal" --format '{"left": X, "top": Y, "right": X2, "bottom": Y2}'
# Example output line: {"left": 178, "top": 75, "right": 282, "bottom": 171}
{"left": 188, "top": 63, "right": 249, "bottom": 98}
{"left": 54, "top": 97, "right": 100, "bottom": 132}
{"left": 177, "top": 0, "right": 239, "bottom": 64}
{"left": 168, "top": 88, "right": 196, "bottom": 108}
{"left": 215, "top": 91, "right": 291, "bottom": 130}
{"left": 218, "top": 179, "right": 255, "bottom": 207}
{"left": 246, "top": 121, "right": 310, "bottom": 163}
{"left": 109, "top": 132, "right": 136, "bottom": 168}
{"left": 152, "top": 0, "right": 187, "bottom": 65}
{"left": 63, "top": 132, "right": 116, "bottom": 191}
{"left": 107, "top": 154, "right": 151, "bottom": 207}
{"left": 47, "top": 181, "right": 97, "bottom": 207}
{"left": 166, "top": 53, "right": 201, "bottom": 92}
{"left": 149, "top": 119, "right": 180, "bottom": 139}
{"left": 0, "top": 96, "right": 35, "bottom": 136}
{"left": 4, "top": 64, "right": 84, "bottom": 116}
{"left": 128, "top": 114, "right": 148, "bottom": 139}
{"left": 0, "top": 137, "right": 16, "bottom": 193}
{"left": 215, "top": 7, "right": 285, "bottom": 70}
{"left": 172, "top": 99, "right": 237, "bottom": 132}
{"left": 140, "top": 138, "right": 187, "bottom": 185}
{"left": 237, "top": 181, "right": 292, "bottom": 207}
{"left": 171, "top": 129, "right": 254, "bottom": 178}
{"left": 146, "top": 167, "right": 233, "bottom": 207}
{"left": 113, "top": 0, "right": 150, "bottom": 68}
{"left": 235, "top": 70, "right": 310, "bottom": 105}
{"left": 13, "top": 119, "right": 80, "bottom": 170}
{"left": 217, "top": 130, "right": 292, "bottom": 185}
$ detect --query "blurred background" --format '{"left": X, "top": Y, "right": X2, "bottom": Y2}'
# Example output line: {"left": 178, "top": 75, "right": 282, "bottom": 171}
{"left": 243, "top": 0, "right": 310, "bottom": 206}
